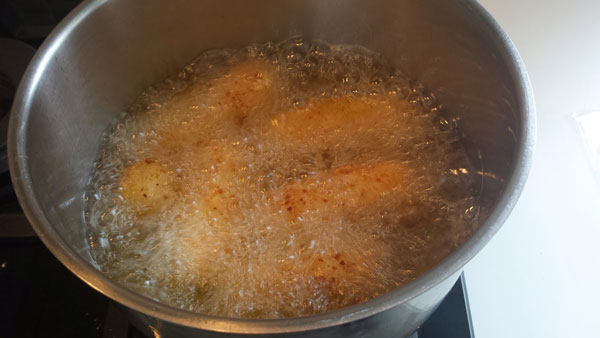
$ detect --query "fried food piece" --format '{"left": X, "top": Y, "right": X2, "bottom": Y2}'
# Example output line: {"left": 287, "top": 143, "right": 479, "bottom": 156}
{"left": 271, "top": 161, "right": 407, "bottom": 219}
{"left": 182, "top": 142, "right": 248, "bottom": 221}
{"left": 169, "top": 60, "right": 278, "bottom": 123}
{"left": 268, "top": 162, "right": 407, "bottom": 292}
{"left": 207, "top": 60, "right": 278, "bottom": 125}
{"left": 197, "top": 151, "right": 240, "bottom": 219}
{"left": 119, "top": 161, "right": 175, "bottom": 213}
{"left": 265, "top": 247, "right": 391, "bottom": 315}
{"left": 268, "top": 96, "right": 407, "bottom": 150}
{"left": 153, "top": 61, "right": 279, "bottom": 156}
{"left": 305, "top": 251, "right": 372, "bottom": 306}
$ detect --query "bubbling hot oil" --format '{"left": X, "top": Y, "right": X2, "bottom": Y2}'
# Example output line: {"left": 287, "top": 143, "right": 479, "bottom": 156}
{"left": 85, "top": 38, "right": 482, "bottom": 318}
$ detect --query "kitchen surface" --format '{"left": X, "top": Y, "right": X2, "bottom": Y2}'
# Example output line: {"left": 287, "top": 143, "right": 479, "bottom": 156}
{"left": 1, "top": 0, "right": 599, "bottom": 337}
{"left": 466, "top": 0, "right": 600, "bottom": 337}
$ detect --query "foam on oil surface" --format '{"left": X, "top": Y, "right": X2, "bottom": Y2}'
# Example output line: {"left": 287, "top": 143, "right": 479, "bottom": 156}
{"left": 85, "top": 38, "right": 483, "bottom": 318}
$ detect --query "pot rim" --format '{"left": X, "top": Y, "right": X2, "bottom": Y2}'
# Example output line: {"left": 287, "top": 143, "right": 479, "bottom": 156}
{"left": 7, "top": 0, "right": 535, "bottom": 334}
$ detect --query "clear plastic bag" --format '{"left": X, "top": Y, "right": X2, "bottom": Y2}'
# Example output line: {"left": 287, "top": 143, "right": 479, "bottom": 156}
{"left": 575, "top": 110, "right": 600, "bottom": 183}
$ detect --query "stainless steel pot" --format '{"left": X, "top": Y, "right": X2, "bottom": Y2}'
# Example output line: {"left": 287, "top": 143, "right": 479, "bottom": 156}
{"left": 8, "top": 0, "right": 535, "bottom": 337}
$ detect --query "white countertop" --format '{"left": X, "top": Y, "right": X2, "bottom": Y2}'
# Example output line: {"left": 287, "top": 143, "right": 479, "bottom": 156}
{"left": 464, "top": 1, "right": 600, "bottom": 337}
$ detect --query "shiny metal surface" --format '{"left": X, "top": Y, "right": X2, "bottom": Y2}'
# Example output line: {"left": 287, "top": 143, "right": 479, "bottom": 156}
{"left": 7, "top": 0, "right": 534, "bottom": 337}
